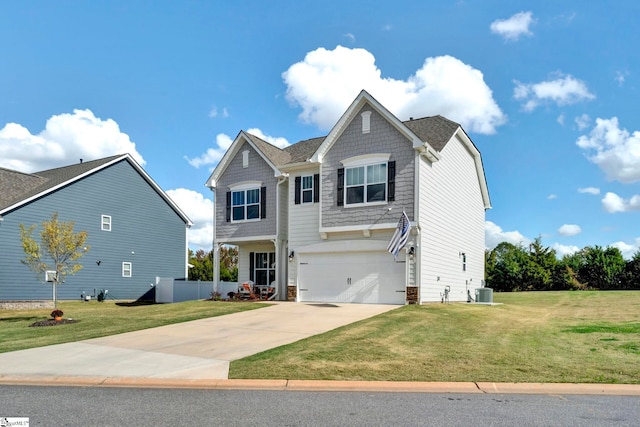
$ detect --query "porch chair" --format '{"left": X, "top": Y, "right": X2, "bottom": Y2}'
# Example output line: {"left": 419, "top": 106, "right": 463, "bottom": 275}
{"left": 238, "top": 281, "right": 256, "bottom": 300}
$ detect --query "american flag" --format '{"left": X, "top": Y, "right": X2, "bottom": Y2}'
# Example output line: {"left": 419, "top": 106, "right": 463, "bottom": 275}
{"left": 387, "top": 211, "right": 410, "bottom": 258}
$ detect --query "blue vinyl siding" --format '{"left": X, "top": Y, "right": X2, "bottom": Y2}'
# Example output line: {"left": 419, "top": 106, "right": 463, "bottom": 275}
{"left": 0, "top": 159, "right": 187, "bottom": 301}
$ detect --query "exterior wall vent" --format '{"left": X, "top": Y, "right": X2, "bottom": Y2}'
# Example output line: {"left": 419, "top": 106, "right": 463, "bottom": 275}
{"left": 242, "top": 150, "right": 249, "bottom": 168}
{"left": 361, "top": 111, "right": 371, "bottom": 134}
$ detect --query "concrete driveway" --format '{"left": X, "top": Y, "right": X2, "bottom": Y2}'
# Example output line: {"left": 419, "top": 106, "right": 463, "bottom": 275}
{"left": 0, "top": 302, "right": 398, "bottom": 381}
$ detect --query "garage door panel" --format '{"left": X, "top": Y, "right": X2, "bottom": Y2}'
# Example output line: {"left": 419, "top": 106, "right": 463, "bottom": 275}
{"left": 298, "top": 251, "right": 405, "bottom": 304}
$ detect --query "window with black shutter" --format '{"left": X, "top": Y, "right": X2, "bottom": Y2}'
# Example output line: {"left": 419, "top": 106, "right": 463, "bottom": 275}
{"left": 294, "top": 176, "right": 301, "bottom": 204}
{"left": 388, "top": 161, "right": 396, "bottom": 202}
{"left": 227, "top": 186, "right": 265, "bottom": 222}
{"left": 313, "top": 173, "right": 319, "bottom": 203}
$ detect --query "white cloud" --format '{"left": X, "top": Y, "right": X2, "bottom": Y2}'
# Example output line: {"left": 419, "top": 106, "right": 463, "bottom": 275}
{"left": 485, "top": 221, "right": 530, "bottom": 249}
{"left": 282, "top": 46, "right": 506, "bottom": 134}
{"left": 602, "top": 191, "right": 640, "bottom": 213}
{"left": 575, "top": 114, "right": 591, "bottom": 130}
{"left": 344, "top": 33, "right": 356, "bottom": 43}
{"left": 514, "top": 74, "right": 595, "bottom": 112}
{"left": 166, "top": 188, "right": 213, "bottom": 250}
{"left": 611, "top": 239, "right": 640, "bottom": 259}
{"left": 552, "top": 243, "right": 580, "bottom": 258}
{"left": 576, "top": 117, "right": 640, "bottom": 183}
{"left": 558, "top": 224, "right": 582, "bottom": 236}
{"left": 0, "top": 109, "right": 144, "bottom": 172}
{"left": 185, "top": 133, "right": 234, "bottom": 168}
{"left": 547, "top": 194, "right": 557, "bottom": 200}
{"left": 185, "top": 129, "right": 289, "bottom": 170}
{"left": 615, "top": 70, "right": 629, "bottom": 87}
{"left": 381, "top": 24, "right": 392, "bottom": 31}
{"left": 209, "top": 107, "right": 229, "bottom": 119}
{"left": 557, "top": 113, "right": 565, "bottom": 126}
{"left": 246, "top": 128, "right": 290, "bottom": 148}
{"left": 490, "top": 11, "right": 535, "bottom": 41}
{"left": 578, "top": 187, "right": 600, "bottom": 195}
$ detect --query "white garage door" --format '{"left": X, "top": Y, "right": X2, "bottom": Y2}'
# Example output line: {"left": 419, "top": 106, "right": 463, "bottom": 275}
{"left": 298, "top": 251, "right": 406, "bottom": 304}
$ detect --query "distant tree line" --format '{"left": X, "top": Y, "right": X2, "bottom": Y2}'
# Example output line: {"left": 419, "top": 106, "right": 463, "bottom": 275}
{"left": 188, "top": 246, "right": 238, "bottom": 282}
{"left": 485, "top": 237, "right": 640, "bottom": 291}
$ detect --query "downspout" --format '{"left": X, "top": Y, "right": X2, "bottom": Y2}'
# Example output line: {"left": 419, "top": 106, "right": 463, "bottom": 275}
{"left": 414, "top": 149, "right": 422, "bottom": 304}
{"left": 210, "top": 187, "right": 219, "bottom": 295}
{"left": 274, "top": 174, "right": 289, "bottom": 301}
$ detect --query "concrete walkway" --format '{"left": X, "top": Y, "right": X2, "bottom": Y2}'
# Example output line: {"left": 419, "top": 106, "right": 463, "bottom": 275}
{"left": 0, "top": 302, "right": 397, "bottom": 381}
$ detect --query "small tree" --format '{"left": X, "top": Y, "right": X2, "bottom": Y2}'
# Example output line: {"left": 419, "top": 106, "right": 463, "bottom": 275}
{"left": 20, "top": 212, "right": 89, "bottom": 307}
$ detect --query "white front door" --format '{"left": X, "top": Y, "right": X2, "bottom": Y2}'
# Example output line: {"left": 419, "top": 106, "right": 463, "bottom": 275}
{"left": 298, "top": 251, "right": 406, "bottom": 304}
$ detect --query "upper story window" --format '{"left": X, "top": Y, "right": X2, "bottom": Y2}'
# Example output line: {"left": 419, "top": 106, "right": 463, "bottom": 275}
{"left": 294, "top": 174, "right": 320, "bottom": 205}
{"left": 346, "top": 163, "right": 387, "bottom": 204}
{"left": 233, "top": 188, "right": 260, "bottom": 221}
{"left": 226, "top": 181, "right": 266, "bottom": 222}
{"left": 101, "top": 215, "right": 111, "bottom": 231}
{"left": 337, "top": 154, "right": 395, "bottom": 207}
{"left": 302, "top": 176, "right": 314, "bottom": 203}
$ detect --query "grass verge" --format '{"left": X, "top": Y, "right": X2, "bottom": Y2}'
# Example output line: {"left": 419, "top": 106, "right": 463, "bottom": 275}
{"left": 0, "top": 300, "right": 265, "bottom": 353}
{"left": 230, "top": 291, "right": 640, "bottom": 384}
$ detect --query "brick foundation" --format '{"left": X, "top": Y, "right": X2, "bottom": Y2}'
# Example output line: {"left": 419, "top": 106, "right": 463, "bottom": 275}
{"left": 287, "top": 286, "right": 297, "bottom": 302}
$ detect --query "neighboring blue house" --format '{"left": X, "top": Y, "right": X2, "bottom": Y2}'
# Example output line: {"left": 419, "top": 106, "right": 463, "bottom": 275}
{"left": 206, "top": 90, "right": 491, "bottom": 304}
{"left": 0, "top": 154, "right": 192, "bottom": 301}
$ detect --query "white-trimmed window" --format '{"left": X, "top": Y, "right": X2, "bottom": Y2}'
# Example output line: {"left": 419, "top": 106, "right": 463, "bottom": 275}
{"left": 346, "top": 163, "right": 387, "bottom": 204}
{"left": 338, "top": 154, "right": 394, "bottom": 207}
{"left": 302, "top": 175, "right": 314, "bottom": 203}
{"left": 101, "top": 215, "right": 111, "bottom": 231}
{"left": 226, "top": 182, "right": 266, "bottom": 222}
{"left": 232, "top": 188, "right": 260, "bottom": 221}
{"left": 294, "top": 174, "right": 319, "bottom": 205}
{"left": 252, "top": 252, "right": 275, "bottom": 287}
{"left": 122, "top": 262, "right": 132, "bottom": 278}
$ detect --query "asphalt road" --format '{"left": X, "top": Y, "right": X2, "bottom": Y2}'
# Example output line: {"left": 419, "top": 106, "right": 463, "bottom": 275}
{"left": 1, "top": 385, "right": 639, "bottom": 426}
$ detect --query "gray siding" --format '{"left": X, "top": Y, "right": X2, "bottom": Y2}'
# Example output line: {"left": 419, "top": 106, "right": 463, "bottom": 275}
{"left": 322, "top": 106, "right": 415, "bottom": 227}
{"left": 0, "top": 160, "right": 187, "bottom": 301}
{"left": 215, "top": 141, "right": 278, "bottom": 240}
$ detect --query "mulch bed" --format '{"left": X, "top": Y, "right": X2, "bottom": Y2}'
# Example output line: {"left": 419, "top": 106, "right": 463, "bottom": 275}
{"left": 29, "top": 318, "right": 79, "bottom": 327}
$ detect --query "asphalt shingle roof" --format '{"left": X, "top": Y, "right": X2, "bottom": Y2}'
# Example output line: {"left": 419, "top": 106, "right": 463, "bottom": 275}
{"left": 402, "top": 115, "right": 461, "bottom": 151}
{"left": 242, "top": 115, "right": 460, "bottom": 169}
{"left": 0, "top": 155, "right": 122, "bottom": 212}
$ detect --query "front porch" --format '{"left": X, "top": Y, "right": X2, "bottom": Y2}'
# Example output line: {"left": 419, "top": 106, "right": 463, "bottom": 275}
{"left": 214, "top": 239, "right": 288, "bottom": 301}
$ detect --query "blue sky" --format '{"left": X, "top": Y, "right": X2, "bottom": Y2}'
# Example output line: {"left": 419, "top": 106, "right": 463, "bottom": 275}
{"left": 1, "top": 1, "right": 639, "bottom": 256}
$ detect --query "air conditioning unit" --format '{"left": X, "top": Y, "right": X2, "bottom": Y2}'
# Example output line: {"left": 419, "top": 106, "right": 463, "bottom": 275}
{"left": 475, "top": 288, "right": 493, "bottom": 303}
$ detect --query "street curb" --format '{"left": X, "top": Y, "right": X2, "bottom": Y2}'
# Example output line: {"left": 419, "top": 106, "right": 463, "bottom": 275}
{"left": 1, "top": 375, "right": 639, "bottom": 395}
{"left": 476, "top": 382, "right": 640, "bottom": 396}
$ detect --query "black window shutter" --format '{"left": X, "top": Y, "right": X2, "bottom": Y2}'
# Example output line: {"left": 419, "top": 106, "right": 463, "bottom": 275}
{"left": 313, "top": 173, "right": 320, "bottom": 203}
{"left": 337, "top": 168, "right": 344, "bottom": 206}
{"left": 260, "top": 186, "right": 267, "bottom": 218}
{"left": 226, "top": 191, "right": 231, "bottom": 222}
{"left": 294, "top": 176, "right": 301, "bottom": 205}
{"left": 388, "top": 161, "right": 396, "bottom": 202}
{"left": 249, "top": 252, "right": 254, "bottom": 281}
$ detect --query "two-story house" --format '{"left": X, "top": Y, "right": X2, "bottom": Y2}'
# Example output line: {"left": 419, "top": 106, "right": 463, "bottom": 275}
{"left": 206, "top": 90, "right": 491, "bottom": 304}
{"left": 0, "top": 154, "right": 192, "bottom": 302}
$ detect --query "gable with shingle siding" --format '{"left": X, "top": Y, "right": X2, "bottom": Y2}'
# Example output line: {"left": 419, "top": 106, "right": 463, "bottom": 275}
{"left": 321, "top": 105, "right": 416, "bottom": 228}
